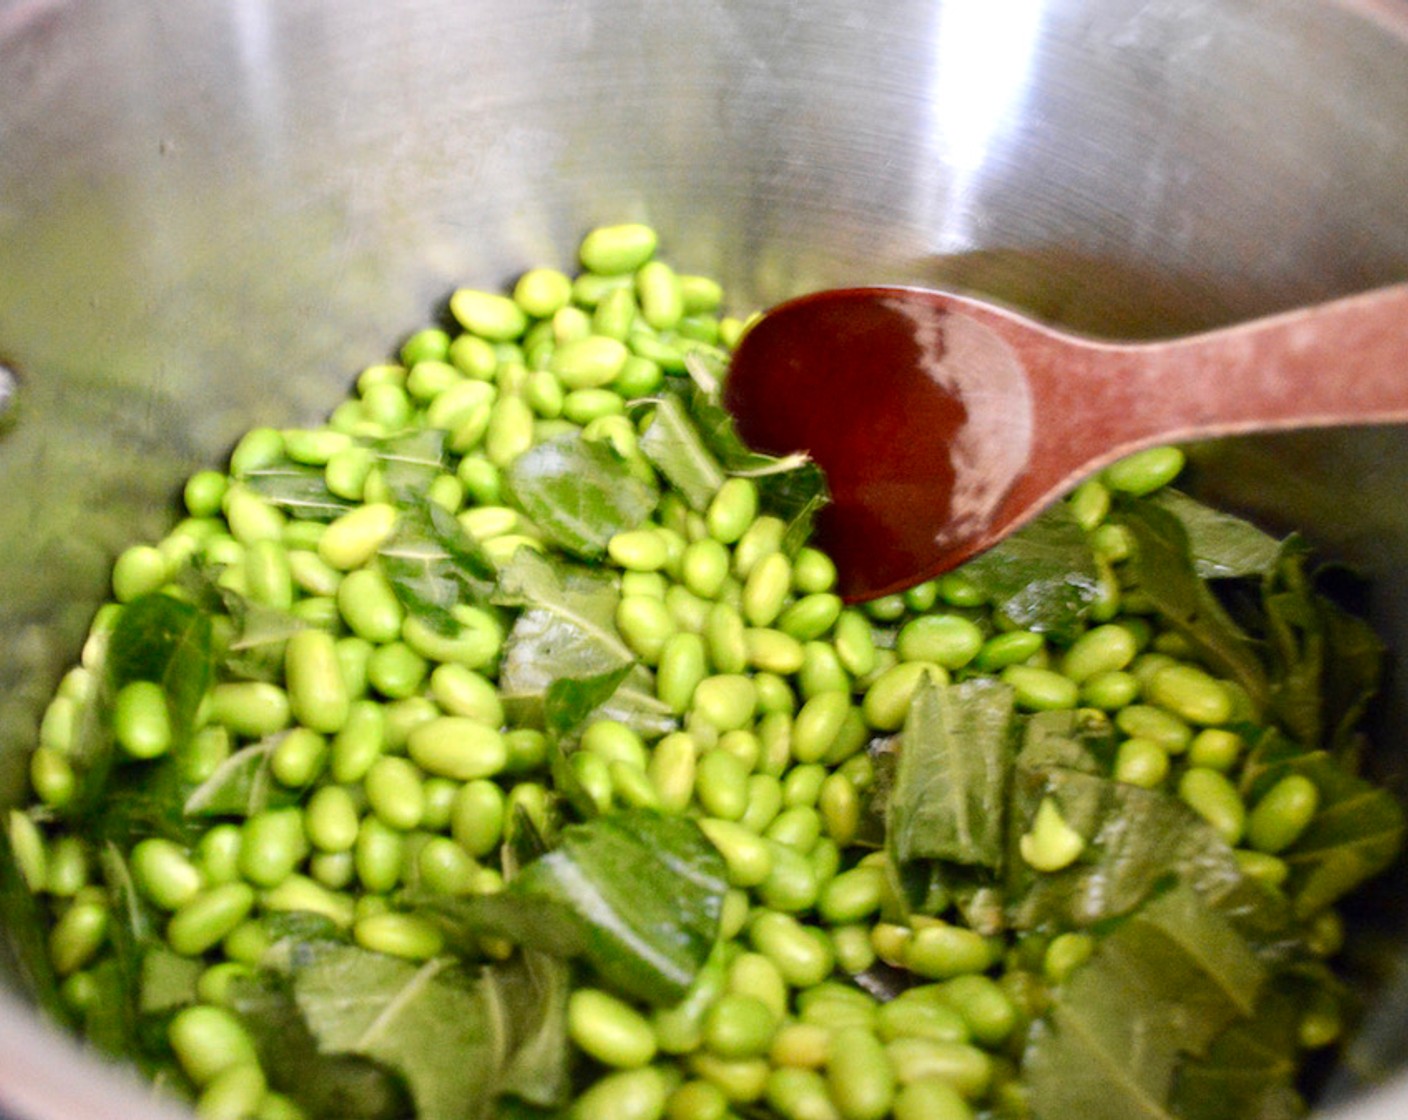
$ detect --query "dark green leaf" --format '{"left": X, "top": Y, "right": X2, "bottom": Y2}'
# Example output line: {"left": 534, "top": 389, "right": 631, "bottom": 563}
{"left": 544, "top": 665, "right": 635, "bottom": 743}
{"left": 1260, "top": 543, "right": 1385, "bottom": 756}
{"left": 1318, "top": 596, "right": 1384, "bottom": 759}
{"left": 636, "top": 394, "right": 726, "bottom": 512}
{"left": 489, "top": 951, "right": 575, "bottom": 1109}
{"left": 685, "top": 386, "right": 829, "bottom": 550}
{"left": 1270, "top": 755, "right": 1404, "bottom": 918}
{"left": 1023, "top": 884, "right": 1269, "bottom": 1120}
{"left": 418, "top": 810, "right": 727, "bottom": 1006}
{"left": 1006, "top": 765, "right": 1298, "bottom": 961}
{"left": 958, "top": 504, "right": 1102, "bottom": 641}
{"left": 1115, "top": 500, "right": 1270, "bottom": 716}
{"left": 1150, "top": 490, "right": 1284, "bottom": 579}
{"left": 243, "top": 458, "right": 354, "bottom": 522}
{"left": 0, "top": 820, "right": 68, "bottom": 1024}
{"left": 78, "top": 757, "right": 205, "bottom": 848}
{"left": 106, "top": 592, "right": 214, "bottom": 742}
{"left": 372, "top": 429, "right": 452, "bottom": 505}
{"left": 64, "top": 593, "right": 214, "bottom": 817}
{"left": 495, "top": 551, "right": 674, "bottom": 738}
{"left": 183, "top": 739, "right": 295, "bottom": 818}
{"left": 139, "top": 946, "right": 202, "bottom": 1014}
{"left": 1170, "top": 986, "right": 1306, "bottom": 1120}
{"left": 293, "top": 949, "right": 496, "bottom": 1120}
{"left": 93, "top": 844, "right": 165, "bottom": 1065}
{"left": 231, "top": 969, "right": 413, "bottom": 1120}
{"left": 218, "top": 590, "right": 308, "bottom": 683}
{"left": 379, "top": 499, "right": 497, "bottom": 638}
{"left": 504, "top": 432, "right": 659, "bottom": 560}
{"left": 887, "top": 679, "right": 1015, "bottom": 916}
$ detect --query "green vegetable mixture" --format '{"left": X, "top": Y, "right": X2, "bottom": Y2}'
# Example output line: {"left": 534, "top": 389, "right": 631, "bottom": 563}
{"left": 4, "top": 224, "right": 1404, "bottom": 1120}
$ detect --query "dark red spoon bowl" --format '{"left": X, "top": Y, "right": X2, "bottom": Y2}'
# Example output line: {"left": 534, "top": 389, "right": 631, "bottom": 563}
{"left": 723, "top": 283, "right": 1408, "bottom": 602}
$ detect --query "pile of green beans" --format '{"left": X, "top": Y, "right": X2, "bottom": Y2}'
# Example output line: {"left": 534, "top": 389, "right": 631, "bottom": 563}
{"left": 10, "top": 224, "right": 1350, "bottom": 1120}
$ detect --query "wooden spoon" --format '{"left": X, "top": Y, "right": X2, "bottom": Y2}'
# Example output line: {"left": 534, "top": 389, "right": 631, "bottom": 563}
{"left": 722, "top": 283, "right": 1408, "bottom": 602}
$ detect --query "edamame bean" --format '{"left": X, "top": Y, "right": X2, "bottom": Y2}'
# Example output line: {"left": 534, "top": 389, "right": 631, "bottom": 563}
{"left": 649, "top": 731, "right": 698, "bottom": 814}
{"left": 1001, "top": 665, "right": 1079, "bottom": 711}
{"left": 706, "top": 478, "right": 758, "bottom": 545}
{"left": 751, "top": 911, "right": 834, "bottom": 987}
{"left": 885, "top": 1038, "right": 991, "bottom": 1098}
{"left": 112, "top": 546, "right": 169, "bottom": 603}
{"left": 1114, "top": 704, "right": 1192, "bottom": 753}
{"left": 318, "top": 503, "right": 397, "bottom": 570}
{"left": 574, "top": 1066, "right": 670, "bottom": 1120}
{"left": 1113, "top": 737, "right": 1169, "bottom": 788}
{"left": 1147, "top": 664, "right": 1233, "bottom": 726}
{"left": 354, "top": 912, "right": 444, "bottom": 961}
{"left": 569, "top": 988, "right": 659, "bottom": 1068}
{"left": 1103, "top": 446, "right": 1185, "bottom": 495}
{"left": 364, "top": 641, "right": 428, "bottom": 700}
{"left": 1080, "top": 669, "right": 1141, "bottom": 710}
{"left": 113, "top": 680, "right": 173, "bottom": 759}
{"left": 407, "top": 716, "right": 507, "bottom": 780}
{"left": 132, "top": 838, "right": 204, "bottom": 911}
{"left": 658, "top": 633, "right": 709, "bottom": 715}
{"left": 1178, "top": 767, "right": 1246, "bottom": 845}
{"left": 580, "top": 224, "right": 659, "bottom": 276}
{"left": 766, "top": 1068, "right": 840, "bottom": 1120}
{"left": 239, "top": 808, "right": 308, "bottom": 888}
{"left": 364, "top": 756, "right": 426, "bottom": 831}
{"left": 893, "top": 1078, "right": 974, "bottom": 1120}
{"left": 618, "top": 595, "right": 678, "bottom": 663}
{"left": 745, "top": 628, "right": 806, "bottom": 675}
{"left": 682, "top": 539, "right": 731, "bottom": 600}
{"left": 285, "top": 629, "right": 349, "bottom": 734}
{"left": 1247, "top": 773, "right": 1320, "bottom": 854}
{"left": 451, "top": 779, "right": 506, "bottom": 858}
{"left": 168, "top": 884, "right": 256, "bottom": 956}
{"left": 793, "top": 692, "right": 850, "bottom": 764}
{"left": 827, "top": 1027, "right": 895, "bottom": 1120}
{"left": 904, "top": 924, "right": 993, "bottom": 980}
{"left": 705, "top": 603, "right": 748, "bottom": 675}
{"left": 637, "top": 260, "right": 685, "bottom": 331}
{"left": 428, "top": 664, "right": 504, "bottom": 726}
{"left": 897, "top": 616, "right": 984, "bottom": 670}
{"left": 211, "top": 682, "right": 291, "bottom": 739}
{"left": 742, "top": 553, "right": 791, "bottom": 628}
{"left": 692, "top": 674, "right": 757, "bottom": 733}
{"left": 1061, "top": 623, "right": 1139, "bottom": 683}
{"left": 49, "top": 900, "right": 108, "bottom": 976}
{"left": 355, "top": 817, "right": 404, "bottom": 893}
{"left": 1187, "top": 728, "right": 1243, "bottom": 771}
{"left": 336, "top": 568, "right": 404, "bottom": 643}
{"left": 863, "top": 662, "right": 947, "bottom": 731}
{"left": 450, "top": 288, "right": 528, "bottom": 341}
{"left": 833, "top": 611, "right": 877, "bottom": 678}
{"left": 819, "top": 865, "right": 887, "bottom": 925}
{"left": 696, "top": 750, "right": 751, "bottom": 821}
{"left": 1019, "top": 798, "right": 1085, "bottom": 872}
{"left": 169, "top": 1005, "right": 261, "bottom": 1086}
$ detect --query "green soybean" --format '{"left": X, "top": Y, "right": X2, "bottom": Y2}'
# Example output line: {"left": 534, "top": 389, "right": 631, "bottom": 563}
{"left": 113, "top": 680, "right": 173, "bottom": 759}
{"left": 569, "top": 988, "right": 659, "bottom": 1068}
{"left": 1247, "top": 774, "right": 1320, "bottom": 854}
{"left": 574, "top": 1066, "right": 670, "bottom": 1120}
{"left": 407, "top": 716, "right": 507, "bottom": 780}
{"left": 1178, "top": 767, "right": 1246, "bottom": 845}
{"left": 827, "top": 1027, "right": 895, "bottom": 1120}
{"left": 168, "top": 883, "right": 257, "bottom": 956}
{"left": 169, "top": 1005, "right": 261, "bottom": 1086}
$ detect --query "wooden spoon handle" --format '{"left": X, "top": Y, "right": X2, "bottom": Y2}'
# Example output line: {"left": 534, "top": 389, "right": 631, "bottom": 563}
{"left": 1024, "top": 282, "right": 1408, "bottom": 479}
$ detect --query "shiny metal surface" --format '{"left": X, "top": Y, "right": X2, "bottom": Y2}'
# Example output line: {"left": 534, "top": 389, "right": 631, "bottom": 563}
{"left": 3, "top": 0, "right": 1408, "bottom": 1117}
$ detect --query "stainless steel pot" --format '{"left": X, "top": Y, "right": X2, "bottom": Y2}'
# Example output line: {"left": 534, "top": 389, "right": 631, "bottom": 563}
{"left": 4, "top": 1, "right": 1408, "bottom": 1117}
